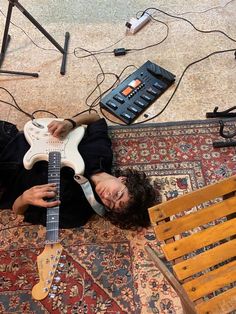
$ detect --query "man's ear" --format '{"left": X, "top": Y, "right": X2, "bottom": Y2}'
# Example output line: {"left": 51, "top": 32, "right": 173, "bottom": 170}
{"left": 118, "top": 176, "right": 127, "bottom": 183}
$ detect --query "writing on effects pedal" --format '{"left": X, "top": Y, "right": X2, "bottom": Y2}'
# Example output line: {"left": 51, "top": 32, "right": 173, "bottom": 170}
{"left": 100, "top": 60, "right": 176, "bottom": 124}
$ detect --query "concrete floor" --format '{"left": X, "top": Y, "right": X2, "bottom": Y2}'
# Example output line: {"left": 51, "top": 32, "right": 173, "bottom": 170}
{"left": 0, "top": 0, "right": 235, "bottom": 129}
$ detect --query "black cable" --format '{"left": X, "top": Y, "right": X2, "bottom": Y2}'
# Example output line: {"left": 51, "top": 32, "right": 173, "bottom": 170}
{"left": 87, "top": 65, "right": 138, "bottom": 109}
{"left": 31, "top": 110, "right": 58, "bottom": 119}
{"left": 135, "top": 0, "right": 235, "bottom": 18}
{"left": 167, "top": 0, "right": 235, "bottom": 16}
{"left": 85, "top": 72, "right": 120, "bottom": 109}
{"left": 0, "top": 86, "right": 32, "bottom": 118}
{"left": 141, "top": 7, "right": 236, "bottom": 43}
{"left": 75, "top": 17, "right": 169, "bottom": 57}
{"left": 0, "top": 86, "right": 58, "bottom": 119}
{"left": 72, "top": 108, "right": 98, "bottom": 118}
{"left": 73, "top": 36, "right": 126, "bottom": 59}
{"left": 73, "top": 46, "right": 106, "bottom": 110}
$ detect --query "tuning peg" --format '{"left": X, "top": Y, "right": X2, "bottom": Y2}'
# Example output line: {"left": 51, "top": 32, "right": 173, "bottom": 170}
{"left": 54, "top": 276, "right": 61, "bottom": 282}
{"left": 52, "top": 285, "right": 58, "bottom": 292}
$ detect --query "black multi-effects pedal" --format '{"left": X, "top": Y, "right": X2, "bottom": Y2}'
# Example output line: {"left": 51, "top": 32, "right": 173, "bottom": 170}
{"left": 100, "top": 60, "right": 176, "bottom": 124}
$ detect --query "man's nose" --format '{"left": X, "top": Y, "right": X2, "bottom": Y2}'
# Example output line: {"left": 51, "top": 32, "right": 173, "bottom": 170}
{"left": 104, "top": 191, "right": 112, "bottom": 200}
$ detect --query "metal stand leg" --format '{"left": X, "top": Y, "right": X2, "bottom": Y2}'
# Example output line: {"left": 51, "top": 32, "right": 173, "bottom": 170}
{"left": 0, "top": 0, "right": 69, "bottom": 77}
{"left": 0, "top": 0, "right": 14, "bottom": 67}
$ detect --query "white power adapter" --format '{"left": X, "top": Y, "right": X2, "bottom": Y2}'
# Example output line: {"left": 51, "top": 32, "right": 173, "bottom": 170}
{"left": 126, "top": 13, "right": 151, "bottom": 35}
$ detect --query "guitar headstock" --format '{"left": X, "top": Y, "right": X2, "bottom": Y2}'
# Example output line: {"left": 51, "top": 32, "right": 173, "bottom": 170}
{"left": 32, "top": 242, "right": 63, "bottom": 300}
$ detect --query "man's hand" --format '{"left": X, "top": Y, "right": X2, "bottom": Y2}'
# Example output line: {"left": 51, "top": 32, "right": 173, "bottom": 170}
{"left": 13, "top": 183, "right": 60, "bottom": 215}
{"left": 47, "top": 113, "right": 100, "bottom": 138}
{"left": 22, "top": 183, "right": 60, "bottom": 207}
{"left": 48, "top": 120, "right": 73, "bottom": 138}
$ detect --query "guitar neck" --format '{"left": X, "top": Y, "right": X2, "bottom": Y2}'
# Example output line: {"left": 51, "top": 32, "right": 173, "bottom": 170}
{"left": 46, "top": 151, "right": 61, "bottom": 243}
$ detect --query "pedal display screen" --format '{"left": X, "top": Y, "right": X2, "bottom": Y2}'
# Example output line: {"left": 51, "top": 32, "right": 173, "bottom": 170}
{"left": 121, "top": 79, "right": 142, "bottom": 97}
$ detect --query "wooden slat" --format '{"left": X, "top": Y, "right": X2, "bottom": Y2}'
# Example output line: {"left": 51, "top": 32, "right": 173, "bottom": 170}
{"left": 148, "top": 175, "right": 236, "bottom": 223}
{"left": 153, "top": 197, "right": 236, "bottom": 241}
{"left": 162, "top": 218, "right": 236, "bottom": 260}
{"left": 173, "top": 239, "right": 236, "bottom": 280}
{"left": 195, "top": 286, "right": 236, "bottom": 314}
{"left": 183, "top": 260, "right": 236, "bottom": 301}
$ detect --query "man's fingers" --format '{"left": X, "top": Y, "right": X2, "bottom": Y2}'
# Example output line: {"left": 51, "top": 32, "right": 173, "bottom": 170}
{"left": 45, "top": 191, "right": 57, "bottom": 197}
{"left": 34, "top": 183, "right": 57, "bottom": 189}
{"left": 48, "top": 123, "right": 57, "bottom": 132}
{"left": 41, "top": 200, "right": 61, "bottom": 208}
{"left": 44, "top": 201, "right": 61, "bottom": 208}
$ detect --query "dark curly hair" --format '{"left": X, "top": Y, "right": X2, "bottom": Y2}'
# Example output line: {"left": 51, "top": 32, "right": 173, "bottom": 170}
{"left": 104, "top": 168, "right": 160, "bottom": 230}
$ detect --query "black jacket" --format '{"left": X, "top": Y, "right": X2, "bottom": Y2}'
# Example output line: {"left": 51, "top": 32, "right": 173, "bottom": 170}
{"left": 0, "top": 119, "right": 113, "bottom": 228}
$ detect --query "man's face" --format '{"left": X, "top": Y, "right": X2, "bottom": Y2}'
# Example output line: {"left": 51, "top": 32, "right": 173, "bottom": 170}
{"left": 95, "top": 176, "right": 130, "bottom": 212}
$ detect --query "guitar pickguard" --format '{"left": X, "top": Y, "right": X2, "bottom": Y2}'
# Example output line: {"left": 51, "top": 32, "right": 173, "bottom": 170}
{"left": 23, "top": 118, "right": 85, "bottom": 174}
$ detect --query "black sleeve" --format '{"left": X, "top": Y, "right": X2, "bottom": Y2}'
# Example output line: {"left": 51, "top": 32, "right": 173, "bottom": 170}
{"left": 78, "top": 118, "right": 113, "bottom": 176}
{"left": 23, "top": 199, "right": 94, "bottom": 229}
{"left": 23, "top": 205, "right": 47, "bottom": 226}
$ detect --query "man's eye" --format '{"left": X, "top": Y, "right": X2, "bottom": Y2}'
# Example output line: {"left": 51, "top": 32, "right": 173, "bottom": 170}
{"left": 117, "top": 192, "right": 123, "bottom": 200}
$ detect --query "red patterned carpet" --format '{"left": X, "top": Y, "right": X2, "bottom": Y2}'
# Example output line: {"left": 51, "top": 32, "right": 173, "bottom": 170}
{"left": 1, "top": 118, "right": 236, "bottom": 314}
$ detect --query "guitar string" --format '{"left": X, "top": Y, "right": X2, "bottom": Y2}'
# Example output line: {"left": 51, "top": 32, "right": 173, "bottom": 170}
{"left": 54, "top": 153, "right": 60, "bottom": 242}
{"left": 48, "top": 152, "right": 60, "bottom": 243}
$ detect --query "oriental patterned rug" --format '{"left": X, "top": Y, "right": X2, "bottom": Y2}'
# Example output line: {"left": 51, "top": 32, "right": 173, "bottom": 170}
{"left": 1, "top": 118, "right": 236, "bottom": 314}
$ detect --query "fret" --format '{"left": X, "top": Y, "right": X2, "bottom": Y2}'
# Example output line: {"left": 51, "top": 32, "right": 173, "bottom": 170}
{"left": 47, "top": 228, "right": 59, "bottom": 232}
{"left": 46, "top": 152, "right": 61, "bottom": 243}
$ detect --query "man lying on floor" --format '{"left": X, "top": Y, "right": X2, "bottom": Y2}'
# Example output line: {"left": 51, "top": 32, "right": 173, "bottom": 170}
{"left": 0, "top": 113, "right": 157, "bottom": 229}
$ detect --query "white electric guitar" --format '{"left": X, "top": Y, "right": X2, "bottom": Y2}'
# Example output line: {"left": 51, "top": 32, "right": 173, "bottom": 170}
{"left": 23, "top": 118, "right": 85, "bottom": 300}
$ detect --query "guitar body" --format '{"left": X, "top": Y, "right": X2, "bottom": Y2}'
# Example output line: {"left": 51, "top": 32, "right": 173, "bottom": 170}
{"left": 23, "top": 118, "right": 85, "bottom": 175}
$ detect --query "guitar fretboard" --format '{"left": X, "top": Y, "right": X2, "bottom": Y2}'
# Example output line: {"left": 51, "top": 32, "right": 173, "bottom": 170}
{"left": 46, "top": 151, "right": 61, "bottom": 243}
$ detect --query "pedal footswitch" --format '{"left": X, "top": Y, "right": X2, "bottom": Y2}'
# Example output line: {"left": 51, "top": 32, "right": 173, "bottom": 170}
{"left": 100, "top": 60, "right": 175, "bottom": 124}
